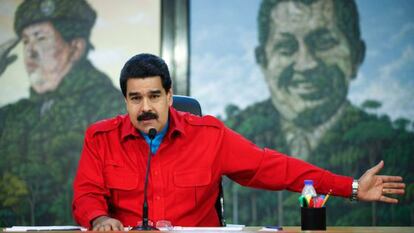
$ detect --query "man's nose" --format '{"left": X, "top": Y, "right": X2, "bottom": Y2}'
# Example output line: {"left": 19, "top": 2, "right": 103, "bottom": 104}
{"left": 141, "top": 97, "right": 152, "bottom": 111}
{"left": 293, "top": 42, "right": 317, "bottom": 72}
{"left": 24, "top": 42, "right": 38, "bottom": 59}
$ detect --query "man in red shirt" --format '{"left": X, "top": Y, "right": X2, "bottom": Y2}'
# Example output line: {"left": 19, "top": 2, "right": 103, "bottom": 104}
{"left": 72, "top": 53, "right": 405, "bottom": 231}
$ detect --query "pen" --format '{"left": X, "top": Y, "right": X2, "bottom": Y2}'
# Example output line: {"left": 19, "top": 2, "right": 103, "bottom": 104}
{"left": 298, "top": 195, "right": 307, "bottom": 207}
{"left": 321, "top": 190, "right": 332, "bottom": 207}
{"left": 265, "top": 226, "right": 283, "bottom": 231}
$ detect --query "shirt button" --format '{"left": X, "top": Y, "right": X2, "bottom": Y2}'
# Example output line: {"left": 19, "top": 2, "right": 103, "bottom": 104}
{"left": 154, "top": 171, "right": 158, "bottom": 175}
{"left": 156, "top": 196, "right": 160, "bottom": 200}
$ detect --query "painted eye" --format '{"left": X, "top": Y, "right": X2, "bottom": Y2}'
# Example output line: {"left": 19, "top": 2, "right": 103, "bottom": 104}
{"left": 273, "top": 40, "right": 298, "bottom": 56}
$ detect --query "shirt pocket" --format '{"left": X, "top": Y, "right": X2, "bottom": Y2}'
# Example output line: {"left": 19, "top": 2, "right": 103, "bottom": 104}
{"left": 173, "top": 169, "right": 212, "bottom": 209}
{"left": 103, "top": 162, "right": 141, "bottom": 210}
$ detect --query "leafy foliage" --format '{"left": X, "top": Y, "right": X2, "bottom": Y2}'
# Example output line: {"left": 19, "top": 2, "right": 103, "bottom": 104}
{"left": 224, "top": 99, "right": 414, "bottom": 226}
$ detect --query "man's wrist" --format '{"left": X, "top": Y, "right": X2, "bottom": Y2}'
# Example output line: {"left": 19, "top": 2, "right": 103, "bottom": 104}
{"left": 350, "top": 179, "right": 359, "bottom": 201}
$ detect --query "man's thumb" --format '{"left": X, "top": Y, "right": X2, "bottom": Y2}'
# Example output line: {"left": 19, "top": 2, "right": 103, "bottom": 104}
{"left": 368, "top": 160, "right": 384, "bottom": 175}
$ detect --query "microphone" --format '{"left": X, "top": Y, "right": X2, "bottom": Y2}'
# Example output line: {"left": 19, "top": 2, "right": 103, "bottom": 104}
{"left": 133, "top": 128, "right": 159, "bottom": 231}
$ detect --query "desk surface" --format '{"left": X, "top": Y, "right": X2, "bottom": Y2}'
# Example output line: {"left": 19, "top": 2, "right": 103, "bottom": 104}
{"left": 245, "top": 227, "right": 414, "bottom": 232}
{"left": 3, "top": 227, "right": 414, "bottom": 233}
{"left": 132, "top": 227, "right": 413, "bottom": 233}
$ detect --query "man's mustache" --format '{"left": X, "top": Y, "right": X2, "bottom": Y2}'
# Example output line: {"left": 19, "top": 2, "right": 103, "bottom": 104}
{"left": 137, "top": 111, "right": 158, "bottom": 121}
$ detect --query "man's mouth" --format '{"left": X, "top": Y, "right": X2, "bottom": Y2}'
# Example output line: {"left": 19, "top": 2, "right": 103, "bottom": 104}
{"left": 25, "top": 61, "right": 38, "bottom": 73}
{"left": 289, "top": 75, "right": 319, "bottom": 96}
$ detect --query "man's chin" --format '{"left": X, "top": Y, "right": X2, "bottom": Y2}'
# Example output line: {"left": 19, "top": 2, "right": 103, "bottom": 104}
{"left": 138, "top": 121, "right": 159, "bottom": 132}
{"left": 29, "top": 72, "right": 49, "bottom": 94}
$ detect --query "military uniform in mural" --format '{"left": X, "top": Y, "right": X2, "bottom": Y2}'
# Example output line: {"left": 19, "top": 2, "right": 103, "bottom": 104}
{"left": 0, "top": 0, "right": 125, "bottom": 225}
{"left": 0, "top": 59, "right": 125, "bottom": 225}
{"left": 225, "top": 99, "right": 414, "bottom": 225}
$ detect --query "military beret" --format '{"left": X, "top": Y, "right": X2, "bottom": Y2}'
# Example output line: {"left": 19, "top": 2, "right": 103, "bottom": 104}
{"left": 14, "top": 0, "right": 96, "bottom": 39}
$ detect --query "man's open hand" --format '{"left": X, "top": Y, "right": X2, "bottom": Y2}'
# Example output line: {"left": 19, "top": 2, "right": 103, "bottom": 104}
{"left": 357, "top": 160, "right": 405, "bottom": 203}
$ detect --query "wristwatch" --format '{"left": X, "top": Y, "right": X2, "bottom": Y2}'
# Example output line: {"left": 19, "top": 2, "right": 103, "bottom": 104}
{"left": 350, "top": 179, "right": 359, "bottom": 201}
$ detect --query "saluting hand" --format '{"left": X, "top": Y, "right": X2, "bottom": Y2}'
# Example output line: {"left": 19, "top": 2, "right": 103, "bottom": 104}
{"left": 357, "top": 160, "right": 405, "bottom": 203}
{"left": 0, "top": 38, "right": 19, "bottom": 76}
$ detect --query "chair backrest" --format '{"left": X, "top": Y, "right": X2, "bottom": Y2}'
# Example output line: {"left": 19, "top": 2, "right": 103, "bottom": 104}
{"left": 172, "top": 95, "right": 202, "bottom": 116}
{"left": 171, "top": 95, "right": 226, "bottom": 226}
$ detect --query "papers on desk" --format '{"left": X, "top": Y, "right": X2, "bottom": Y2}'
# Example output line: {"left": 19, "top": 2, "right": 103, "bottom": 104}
{"left": 258, "top": 226, "right": 283, "bottom": 231}
{"left": 158, "top": 225, "right": 245, "bottom": 231}
{"left": 3, "top": 226, "right": 87, "bottom": 232}
{"left": 3, "top": 225, "right": 246, "bottom": 232}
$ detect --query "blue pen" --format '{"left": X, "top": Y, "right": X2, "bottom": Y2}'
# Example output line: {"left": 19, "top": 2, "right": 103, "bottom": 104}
{"left": 265, "top": 226, "right": 283, "bottom": 231}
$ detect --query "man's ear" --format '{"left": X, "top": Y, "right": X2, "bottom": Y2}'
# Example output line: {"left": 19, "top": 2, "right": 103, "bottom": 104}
{"left": 168, "top": 88, "right": 173, "bottom": 107}
{"left": 351, "top": 40, "right": 366, "bottom": 79}
{"left": 255, "top": 45, "right": 267, "bottom": 68}
{"left": 69, "top": 38, "right": 86, "bottom": 62}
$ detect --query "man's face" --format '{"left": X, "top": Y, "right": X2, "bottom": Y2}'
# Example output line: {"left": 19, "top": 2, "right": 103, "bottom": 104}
{"left": 22, "top": 21, "right": 74, "bottom": 94}
{"left": 261, "top": 0, "right": 353, "bottom": 128}
{"left": 125, "top": 76, "right": 172, "bottom": 134}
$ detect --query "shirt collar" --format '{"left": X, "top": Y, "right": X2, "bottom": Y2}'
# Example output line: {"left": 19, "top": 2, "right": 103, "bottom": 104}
{"left": 121, "top": 106, "right": 186, "bottom": 141}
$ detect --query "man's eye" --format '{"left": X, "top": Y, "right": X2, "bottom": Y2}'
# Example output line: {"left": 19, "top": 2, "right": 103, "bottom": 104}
{"left": 36, "top": 36, "right": 46, "bottom": 42}
{"left": 312, "top": 35, "right": 338, "bottom": 51}
{"left": 273, "top": 40, "right": 298, "bottom": 56}
{"left": 150, "top": 95, "right": 160, "bottom": 99}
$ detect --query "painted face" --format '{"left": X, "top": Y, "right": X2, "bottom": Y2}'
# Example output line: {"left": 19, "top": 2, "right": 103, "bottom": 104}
{"left": 262, "top": 0, "right": 353, "bottom": 128}
{"left": 22, "top": 21, "right": 74, "bottom": 94}
{"left": 125, "top": 76, "right": 172, "bottom": 134}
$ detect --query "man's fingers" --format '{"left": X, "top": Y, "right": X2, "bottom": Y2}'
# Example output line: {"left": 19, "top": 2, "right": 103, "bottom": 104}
{"left": 104, "top": 224, "right": 111, "bottom": 231}
{"left": 368, "top": 160, "right": 384, "bottom": 175}
{"left": 112, "top": 222, "right": 124, "bottom": 231}
{"left": 383, "top": 188, "right": 405, "bottom": 195}
{"left": 379, "top": 195, "right": 399, "bottom": 204}
{"left": 6, "top": 55, "right": 17, "bottom": 65}
{"left": 383, "top": 182, "right": 405, "bottom": 189}
{"left": 379, "top": 175, "right": 403, "bottom": 182}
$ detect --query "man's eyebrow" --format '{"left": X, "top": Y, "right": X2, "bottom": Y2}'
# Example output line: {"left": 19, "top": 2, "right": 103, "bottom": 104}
{"left": 273, "top": 32, "right": 295, "bottom": 41}
{"left": 308, "top": 28, "right": 332, "bottom": 38}
{"left": 128, "top": 92, "right": 140, "bottom": 97}
{"left": 149, "top": 90, "right": 162, "bottom": 94}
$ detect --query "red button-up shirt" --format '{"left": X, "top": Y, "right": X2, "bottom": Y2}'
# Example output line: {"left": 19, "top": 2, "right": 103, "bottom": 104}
{"left": 72, "top": 107, "right": 352, "bottom": 228}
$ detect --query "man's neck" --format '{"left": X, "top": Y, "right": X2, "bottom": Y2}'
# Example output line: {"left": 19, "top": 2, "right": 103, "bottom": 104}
{"left": 280, "top": 103, "right": 348, "bottom": 160}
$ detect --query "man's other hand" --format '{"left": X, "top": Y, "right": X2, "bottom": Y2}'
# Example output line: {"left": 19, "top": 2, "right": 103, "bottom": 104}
{"left": 357, "top": 160, "right": 405, "bottom": 203}
{"left": 92, "top": 216, "right": 124, "bottom": 231}
{"left": 0, "top": 38, "right": 19, "bottom": 76}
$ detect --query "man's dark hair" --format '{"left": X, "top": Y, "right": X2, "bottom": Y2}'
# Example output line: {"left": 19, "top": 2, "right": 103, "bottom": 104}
{"left": 257, "top": 0, "right": 364, "bottom": 66}
{"left": 120, "top": 53, "right": 172, "bottom": 97}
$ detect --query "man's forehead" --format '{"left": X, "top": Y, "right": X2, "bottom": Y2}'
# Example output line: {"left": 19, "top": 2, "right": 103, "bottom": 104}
{"left": 270, "top": 0, "right": 335, "bottom": 34}
{"left": 126, "top": 77, "right": 165, "bottom": 93}
{"left": 22, "top": 21, "right": 55, "bottom": 36}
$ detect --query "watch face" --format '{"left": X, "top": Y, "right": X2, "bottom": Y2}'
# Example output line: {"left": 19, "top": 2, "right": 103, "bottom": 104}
{"left": 352, "top": 180, "right": 359, "bottom": 189}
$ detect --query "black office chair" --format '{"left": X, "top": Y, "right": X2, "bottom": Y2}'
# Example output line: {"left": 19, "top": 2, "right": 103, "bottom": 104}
{"left": 172, "top": 95, "right": 226, "bottom": 226}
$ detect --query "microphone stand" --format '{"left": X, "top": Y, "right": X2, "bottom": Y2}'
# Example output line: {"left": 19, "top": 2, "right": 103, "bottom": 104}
{"left": 133, "top": 128, "right": 159, "bottom": 231}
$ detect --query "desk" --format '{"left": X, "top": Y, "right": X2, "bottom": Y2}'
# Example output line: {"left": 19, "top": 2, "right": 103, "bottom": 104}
{"left": 3, "top": 227, "right": 413, "bottom": 233}
{"left": 243, "top": 227, "right": 414, "bottom": 232}
{"left": 134, "top": 227, "right": 413, "bottom": 233}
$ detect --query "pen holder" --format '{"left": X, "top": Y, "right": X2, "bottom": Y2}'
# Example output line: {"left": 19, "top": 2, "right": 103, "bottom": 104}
{"left": 301, "top": 207, "right": 326, "bottom": 230}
